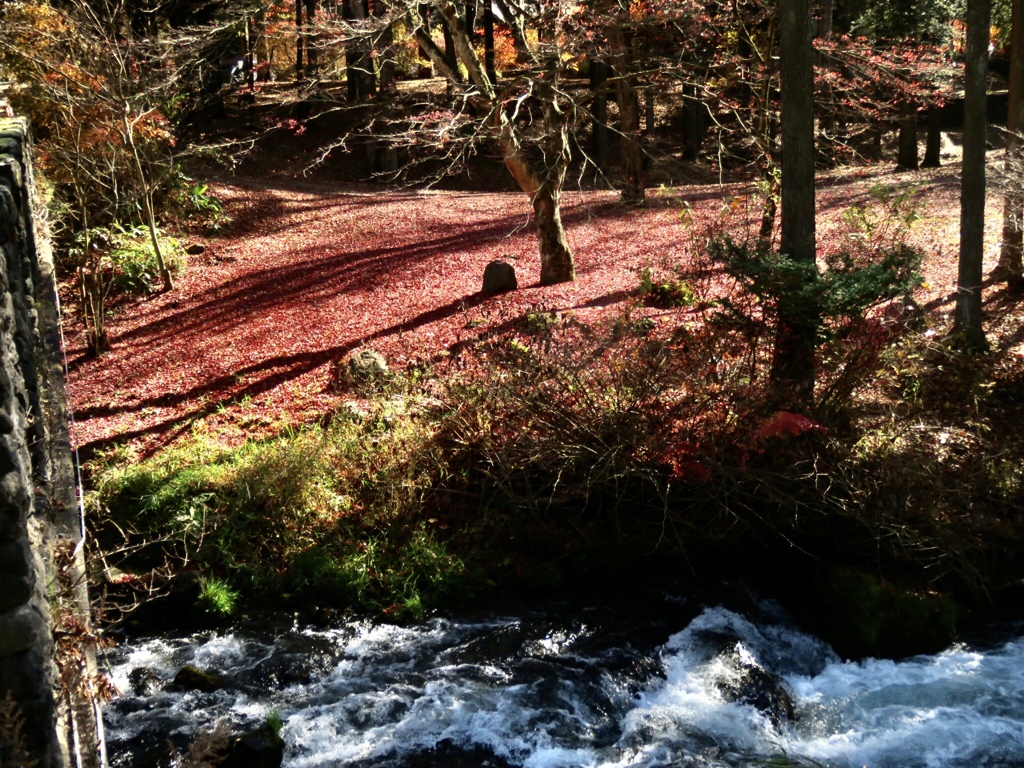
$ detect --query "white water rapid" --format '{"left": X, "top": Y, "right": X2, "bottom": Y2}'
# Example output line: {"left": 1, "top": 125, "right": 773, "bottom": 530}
{"left": 102, "top": 605, "right": 1024, "bottom": 768}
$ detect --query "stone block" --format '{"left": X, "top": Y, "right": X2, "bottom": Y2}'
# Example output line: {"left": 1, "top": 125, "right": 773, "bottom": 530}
{"left": 482, "top": 260, "right": 518, "bottom": 293}
{"left": 0, "top": 574, "right": 32, "bottom": 613}
{"left": 0, "top": 138, "right": 21, "bottom": 161}
{"left": 0, "top": 539, "right": 30, "bottom": 577}
{"left": 0, "top": 470, "right": 30, "bottom": 541}
{"left": 0, "top": 157, "right": 23, "bottom": 191}
{"left": 0, "top": 605, "right": 44, "bottom": 656}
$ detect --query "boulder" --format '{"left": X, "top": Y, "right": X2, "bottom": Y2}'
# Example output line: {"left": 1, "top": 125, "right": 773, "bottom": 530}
{"left": 347, "top": 349, "right": 389, "bottom": 382}
{"left": 330, "top": 349, "right": 390, "bottom": 392}
{"left": 712, "top": 643, "right": 796, "bottom": 726}
{"left": 128, "top": 666, "right": 164, "bottom": 696}
{"left": 168, "top": 664, "right": 230, "bottom": 693}
{"left": 482, "top": 260, "right": 518, "bottom": 293}
{"left": 222, "top": 723, "right": 285, "bottom": 768}
{"left": 689, "top": 629, "right": 797, "bottom": 726}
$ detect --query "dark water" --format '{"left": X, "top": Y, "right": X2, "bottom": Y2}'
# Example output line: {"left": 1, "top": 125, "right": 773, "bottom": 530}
{"left": 101, "top": 601, "right": 1024, "bottom": 768}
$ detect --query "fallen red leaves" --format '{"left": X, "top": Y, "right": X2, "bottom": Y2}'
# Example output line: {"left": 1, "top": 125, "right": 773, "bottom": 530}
{"left": 63, "top": 164, "right": 994, "bottom": 459}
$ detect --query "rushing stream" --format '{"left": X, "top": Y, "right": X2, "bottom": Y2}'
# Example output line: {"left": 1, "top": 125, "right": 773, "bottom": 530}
{"left": 101, "top": 600, "right": 1024, "bottom": 768}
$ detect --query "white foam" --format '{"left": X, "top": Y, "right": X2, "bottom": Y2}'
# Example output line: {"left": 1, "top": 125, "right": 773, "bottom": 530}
{"left": 780, "top": 635, "right": 1024, "bottom": 767}
{"left": 104, "top": 610, "right": 1024, "bottom": 768}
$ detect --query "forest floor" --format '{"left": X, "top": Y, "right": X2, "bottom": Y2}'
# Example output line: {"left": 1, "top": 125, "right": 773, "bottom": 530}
{"left": 63, "top": 148, "right": 1022, "bottom": 462}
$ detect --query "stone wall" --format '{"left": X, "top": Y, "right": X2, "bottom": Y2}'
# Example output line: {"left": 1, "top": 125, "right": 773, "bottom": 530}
{"left": 0, "top": 118, "right": 102, "bottom": 767}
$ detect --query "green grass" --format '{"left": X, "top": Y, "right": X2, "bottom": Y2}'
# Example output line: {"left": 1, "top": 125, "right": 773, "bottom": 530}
{"left": 89, "top": 392, "right": 476, "bottom": 616}
{"left": 198, "top": 577, "right": 240, "bottom": 617}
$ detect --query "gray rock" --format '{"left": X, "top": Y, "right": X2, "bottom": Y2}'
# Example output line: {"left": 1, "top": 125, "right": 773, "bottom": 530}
{"left": 482, "top": 260, "right": 518, "bottom": 293}
{"left": 347, "top": 349, "right": 389, "bottom": 381}
{"left": 168, "top": 664, "right": 230, "bottom": 693}
{"left": 0, "top": 605, "right": 44, "bottom": 655}
{"left": 222, "top": 723, "right": 285, "bottom": 768}
{"left": 0, "top": 574, "right": 32, "bottom": 613}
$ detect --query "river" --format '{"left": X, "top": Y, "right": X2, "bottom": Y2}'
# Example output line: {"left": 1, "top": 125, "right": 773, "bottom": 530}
{"left": 101, "top": 599, "right": 1024, "bottom": 768}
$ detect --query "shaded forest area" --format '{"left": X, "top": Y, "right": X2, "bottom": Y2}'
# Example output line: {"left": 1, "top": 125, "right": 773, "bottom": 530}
{"left": 3, "top": 0, "right": 1024, "bottom": 659}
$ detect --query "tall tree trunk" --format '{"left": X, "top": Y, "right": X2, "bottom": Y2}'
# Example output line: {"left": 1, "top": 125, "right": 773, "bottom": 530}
{"left": 955, "top": 0, "right": 991, "bottom": 350}
{"left": 496, "top": 111, "right": 575, "bottom": 284}
{"left": 255, "top": 6, "right": 271, "bottom": 81}
{"left": 417, "top": 2, "right": 435, "bottom": 74}
{"left": 997, "top": 0, "right": 1024, "bottom": 287}
{"left": 345, "top": 0, "right": 375, "bottom": 100}
{"left": 868, "top": 118, "right": 883, "bottom": 161}
{"left": 441, "top": 17, "right": 462, "bottom": 80}
{"left": 897, "top": 106, "right": 919, "bottom": 169}
{"left": 610, "top": 25, "right": 644, "bottom": 204}
{"left": 125, "top": 112, "right": 172, "bottom": 292}
{"left": 589, "top": 58, "right": 609, "bottom": 172}
{"left": 244, "top": 14, "right": 256, "bottom": 91}
{"left": 483, "top": 2, "right": 496, "bottom": 83}
{"left": 922, "top": 106, "right": 942, "bottom": 167}
{"left": 817, "top": 0, "right": 834, "bottom": 39}
{"left": 682, "top": 82, "right": 703, "bottom": 161}
{"left": 295, "top": 0, "right": 305, "bottom": 82}
{"left": 374, "top": 0, "right": 397, "bottom": 94}
{"left": 774, "top": 0, "right": 818, "bottom": 401}
{"left": 304, "top": 0, "right": 319, "bottom": 77}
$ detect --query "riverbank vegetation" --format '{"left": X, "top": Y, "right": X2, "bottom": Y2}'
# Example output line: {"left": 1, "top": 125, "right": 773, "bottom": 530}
{"left": 5, "top": 0, "right": 1024, "bottom": 661}
{"left": 86, "top": 188, "right": 1024, "bottom": 657}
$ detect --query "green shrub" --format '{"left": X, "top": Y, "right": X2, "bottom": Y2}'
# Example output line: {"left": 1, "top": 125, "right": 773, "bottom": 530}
{"left": 77, "top": 224, "right": 185, "bottom": 296}
{"left": 637, "top": 265, "right": 696, "bottom": 308}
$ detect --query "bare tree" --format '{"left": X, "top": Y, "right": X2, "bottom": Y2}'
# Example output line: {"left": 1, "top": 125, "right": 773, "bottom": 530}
{"left": 0, "top": 0, "right": 241, "bottom": 349}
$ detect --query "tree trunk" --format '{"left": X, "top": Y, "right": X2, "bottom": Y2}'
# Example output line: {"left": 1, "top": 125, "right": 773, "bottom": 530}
{"left": 374, "top": 0, "right": 397, "bottom": 94}
{"left": 255, "top": 6, "right": 271, "bottom": 81}
{"left": 997, "top": 0, "right": 1024, "bottom": 287}
{"left": 483, "top": 3, "right": 496, "bottom": 83}
{"left": 682, "top": 82, "right": 703, "bottom": 161}
{"left": 868, "top": 119, "right": 883, "bottom": 161}
{"left": 295, "top": 0, "right": 305, "bottom": 81}
{"left": 417, "top": 3, "right": 434, "bottom": 74}
{"left": 897, "top": 106, "right": 919, "bottom": 169}
{"left": 244, "top": 14, "right": 256, "bottom": 91}
{"left": 345, "top": 0, "right": 375, "bottom": 100}
{"left": 954, "top": 0, "right": 991, "bottom": 350}
{"left": 610, "top": 26, "right": 644, "bottom": 204}
{"left": 817, "top": 0, "right": 834, "bottom": 39}
{"left": 498, "top": 118, "right": 575, "bottom": 284}
{"left": 304, "top": 0, "right": 319, "bottom": 77}
{"left": 125, "top": 112, "right": 172, "bottom": 292}
{"left": 922, "top": 106, "right": 942, "bottom": 167}
{"left": 645, "top": 87, "right": 655, "bottom": 133}
{"left": 589, "top": 58, "right": 609, "bottom": 171}
{"left": 441, "top": 17, "right": 462, "bottom": 80}
{"left": 415, "top": 26, "right": 460, "bottom": 81}
{"left": 533, "top": 185, "right": 575, "bottom": 284}
{"left": 774, "top": 0, "right": 818, "bottom": 401}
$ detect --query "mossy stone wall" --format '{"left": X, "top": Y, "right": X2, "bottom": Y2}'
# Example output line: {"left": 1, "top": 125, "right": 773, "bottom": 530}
{"left": 0, "top": 118, "right": 101, "bottom": 767}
